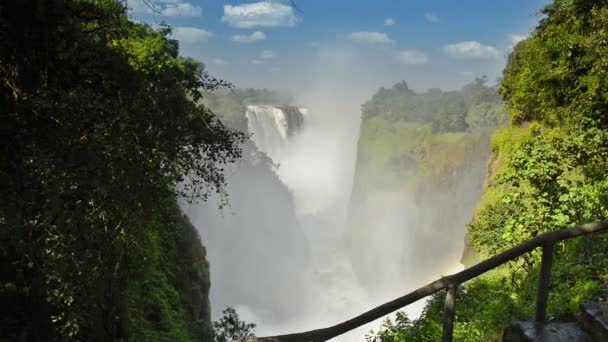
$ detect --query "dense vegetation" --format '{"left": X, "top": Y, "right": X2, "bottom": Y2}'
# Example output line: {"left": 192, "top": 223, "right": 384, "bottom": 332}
{"left": 353, "top": 76, "right": 507, "bottom": 192}
{"left": 0, "top": 0, "right": 244, "bottom": 340}
{"left": 361, "top": 77, "right": 507, "bottom": 132}
{"left": 368, "top": 0, "right": 608, "bottom": 340}
{"left": 348, "top": 77, "right": 506, "bottom": 288}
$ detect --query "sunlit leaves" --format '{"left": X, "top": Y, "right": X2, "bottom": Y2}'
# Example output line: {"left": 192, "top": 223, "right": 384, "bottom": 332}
{"left": 1, "top": 0, "right": 242, "bottom": 339}
{"left": 501, "top": 1, "right": 608, "bottom": 127}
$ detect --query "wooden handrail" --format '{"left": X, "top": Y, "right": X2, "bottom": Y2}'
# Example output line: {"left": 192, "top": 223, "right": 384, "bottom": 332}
{"left": 240, "top": 220, "right": 608, "bottom": 342}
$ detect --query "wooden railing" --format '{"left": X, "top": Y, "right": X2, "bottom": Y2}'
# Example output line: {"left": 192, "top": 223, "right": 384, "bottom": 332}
{"left": 240, "top": 220, "right": 608, "bottom": 342}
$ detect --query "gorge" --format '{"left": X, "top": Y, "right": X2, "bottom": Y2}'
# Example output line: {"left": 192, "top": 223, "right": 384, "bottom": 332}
{"left": 5, "top": 1, "right": 608, "bottom": 341}
{"left": 184, "top": 82, "right": 499, "bottom": 340}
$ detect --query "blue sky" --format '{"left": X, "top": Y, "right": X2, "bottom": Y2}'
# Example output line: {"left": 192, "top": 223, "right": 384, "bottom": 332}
{"left": 128, "top": 0, "right": 550, "bottom": 96}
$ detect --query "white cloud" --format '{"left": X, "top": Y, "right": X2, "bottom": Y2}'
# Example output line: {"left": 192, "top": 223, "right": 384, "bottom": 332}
{"left": 396, "top": 50, "right": 428, "bottom": 65}
{"left": 171, "top": 27, "right": 212, "bottom": 44}
{"left": 128, "top": 0, "right": 202, "bottom": 17}
{"left": 425, "top": 12, "right": 440, "bottom": 23}
{"left": 384, "top": 18, "right": 395, "bottom": 26}
{"left": 231, "top": 31, "right": 266, "bottom": 43}
{"left": 162, "top": 2, "right": 202, "bottom": 16}
{"left": 443, "top": 41, "right": 500, "bottom": 59}
{"left": 349, "top": 31, "right": 393, "bottom": 45}
{"left": 251, "top": 59, "right": 264, "bottom": 65}
{"left": 222, "top": 1, "right": 299, "bottom": 28}
{"left": 213, "top": 58, "right": 228, "bottom": 66}
{"left": 261, "top": 50, "right": 274, "bottom": 59}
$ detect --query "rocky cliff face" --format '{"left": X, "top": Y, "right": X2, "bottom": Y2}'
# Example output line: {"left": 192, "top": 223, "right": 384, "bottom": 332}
{"left": 346, "top": 119, "right": 491, "bottom": 290}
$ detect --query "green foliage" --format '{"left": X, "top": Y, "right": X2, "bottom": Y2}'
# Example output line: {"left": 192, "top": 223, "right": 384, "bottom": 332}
{"left": 356, "top": 116, "right": 491, "bottom": 192}
{"left": 127, "top": 200, "right": 213, "bottom": 341}
{"left": 469, "top": 124, "right": 608, "bottom": 320}
{"left": 501, "top": 0, "right": 608, "bottom": 127}
{"left": 366, "top": 301, "right": 443, "bottom": 342}
{"left": 366, "top": 312, "right": 439, "bottom": 342}
{"left": 466, "top": 102, "right": 509, "bottom": 130}
{"left": 361, "top": 77, "right": 506, "bottom": 133}
{"left": 0, "top": 0, "right": 241, "bottom": 340}
{"left": 366, "top": 270, "right": 521, "bottom": 342}
{"left": 470, "top": 127, "right": 608, "bottom": 257}
{"left": 432, "top": 97, "right": 468, "bottom": 132}
{"left": 127, "top": 223, "right": 191, "bottom": 342}
{"left": 212, "top": 307, "right": 256, "bottom": 342}
{"left": 450, "top": 270, "right": 526, "bottom": 341}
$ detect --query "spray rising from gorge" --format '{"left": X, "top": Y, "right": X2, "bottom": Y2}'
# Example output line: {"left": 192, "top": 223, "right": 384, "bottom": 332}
{"left": 183, "top": 76, "right": 495, "bottom": 340}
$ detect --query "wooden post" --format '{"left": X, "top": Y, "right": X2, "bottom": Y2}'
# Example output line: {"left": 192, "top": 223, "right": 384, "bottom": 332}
{"left": 535, "top": 243, "right": 554, "bottom": 324}
{"left": 442, "top": 284, "right": 457, "bottom": 342}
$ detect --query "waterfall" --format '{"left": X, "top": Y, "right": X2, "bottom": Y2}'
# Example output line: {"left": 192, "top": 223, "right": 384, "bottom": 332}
{"left": 245, "top": 105, "right": 306, "bottom": 161}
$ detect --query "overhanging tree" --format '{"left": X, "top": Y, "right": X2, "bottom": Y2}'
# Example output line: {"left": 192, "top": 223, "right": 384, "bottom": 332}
{"left": 0, "top": 0, "right": 244, "bottom": 339}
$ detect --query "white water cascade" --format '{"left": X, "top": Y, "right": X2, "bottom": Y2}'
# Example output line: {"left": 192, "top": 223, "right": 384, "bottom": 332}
{"left": 245, "top": 105, "right": 306, "bottom": 161}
